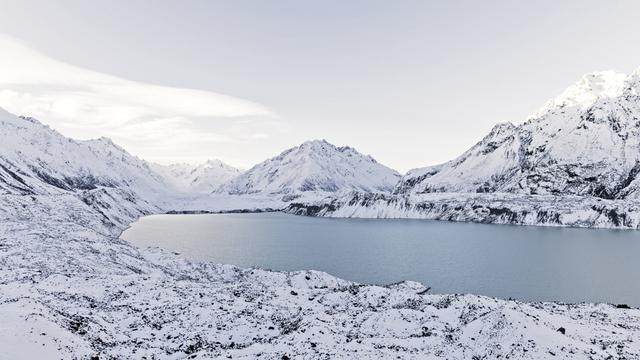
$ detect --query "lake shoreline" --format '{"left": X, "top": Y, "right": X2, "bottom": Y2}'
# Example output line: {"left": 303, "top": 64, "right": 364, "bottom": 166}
{"left": 3, "top": 191, "right": 640, "bottom": 358}
{"left": 124, "top": 211, "right": 640, "bottom": 307}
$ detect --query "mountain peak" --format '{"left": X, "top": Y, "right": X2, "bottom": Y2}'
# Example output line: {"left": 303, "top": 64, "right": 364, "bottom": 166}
{"left": 531, "top": 70, "right": 627, "bottom": 119}
{"left": 298, "top": 139, "right": 333, "bottom": 150}
{"left": 218, "top": 140, "right": 400, "bottom": 196}
{"left": 488, "top": 122, "right": 516, "bottom": 135}
{"left": 81, "top": 136, "right": 130, "bottom": 155}
{"left": 88, "top": 136, "right": 118, "bottom": 148}
{"left": 302, "top": 138, "right": 330, "bottom": 145}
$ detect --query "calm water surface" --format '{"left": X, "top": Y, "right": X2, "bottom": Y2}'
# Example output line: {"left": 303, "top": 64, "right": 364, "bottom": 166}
{"left": 122, "top": 212, "right": 640, "bottom": 306}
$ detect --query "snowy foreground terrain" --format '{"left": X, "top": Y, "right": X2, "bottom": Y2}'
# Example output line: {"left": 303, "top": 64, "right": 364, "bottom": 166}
{"left": 2, "top": 191, "right": 640, "bottom": 359}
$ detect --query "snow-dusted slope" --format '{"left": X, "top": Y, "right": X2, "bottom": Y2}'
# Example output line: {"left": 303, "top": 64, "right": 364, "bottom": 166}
{"left": 0, "top": 107, "right": 168, "bottom": 200}
{"left": 288, "top": 67, "right": 640, "bottom": 228}
{"left": 0, "top": 107, "right": 177, "bottom": 227}
{"left": 152, "top": 159, "right": 241, "bottom": 194}
{"left": 2, "top": 192, "right": 640, "bottom": 359}
{"left": 217, "top": 139, "right": 400, "bottom": 197}
{"left": 396, "top": 68, "right": 640, "bottom": 200}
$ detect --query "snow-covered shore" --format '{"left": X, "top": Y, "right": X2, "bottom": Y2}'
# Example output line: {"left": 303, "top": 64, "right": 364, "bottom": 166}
{"left": 285, "top": 192, "right": 640, "bottom": 229}
{"left": 2, "top": 190, "right": 640, "bottom": 359}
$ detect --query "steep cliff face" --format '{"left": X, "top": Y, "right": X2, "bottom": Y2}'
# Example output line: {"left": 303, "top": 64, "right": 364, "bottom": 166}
{"left": 286, "top": 191, "right": 640, "bottom": 229}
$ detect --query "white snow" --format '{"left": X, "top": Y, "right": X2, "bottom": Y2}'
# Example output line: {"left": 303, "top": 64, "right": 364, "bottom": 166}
{"left": 2, "top": 190, "right": 639, "bottom": 358}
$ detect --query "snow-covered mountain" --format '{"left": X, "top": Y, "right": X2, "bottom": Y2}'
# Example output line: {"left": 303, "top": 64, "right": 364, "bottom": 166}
{"left": 152, "top": 159, "right": 241, "bottom": 194}
{"left": 216, "top": 139, "right": 400, "bottom": 197}
{"left": 0, "top": 107, "right": 175, "bottom": 223}
{"left": 287, "top": 68, "right": 640, "bottom": 228}
{"left": 0, "top": 107, "right": 168, "bottom": 198}
{"left": 396, "top": 68, "right": 640, "bottom": 200}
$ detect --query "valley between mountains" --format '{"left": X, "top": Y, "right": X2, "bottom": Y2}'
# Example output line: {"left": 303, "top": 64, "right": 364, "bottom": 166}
{"left": 2, "top": 68, "right": 640, "bottom": 359}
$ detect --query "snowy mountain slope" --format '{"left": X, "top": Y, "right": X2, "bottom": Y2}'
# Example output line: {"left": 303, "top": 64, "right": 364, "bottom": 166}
{"left": 0, "top": 107, "right": 176, "bottom": 225}
{"left": 0, "top": 107, "right": 169, "bottom": 199}
{"left": 151, "top": 159, "right": 241, "bottom": 194}
{"left": 217, "top": 139, "right": 400, "bottom": 197}
{"left": 395, "top": 67, "right": 640, "bottom": 200}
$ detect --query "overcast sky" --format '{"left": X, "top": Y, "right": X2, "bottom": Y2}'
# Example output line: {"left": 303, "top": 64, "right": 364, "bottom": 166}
{"left": 1, "top": 0, "right": 640, "bottom": 172}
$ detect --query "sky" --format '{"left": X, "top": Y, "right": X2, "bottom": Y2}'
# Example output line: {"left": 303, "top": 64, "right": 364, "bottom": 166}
{"left": 1, "top": 0, "right": 640, "bottom": 172}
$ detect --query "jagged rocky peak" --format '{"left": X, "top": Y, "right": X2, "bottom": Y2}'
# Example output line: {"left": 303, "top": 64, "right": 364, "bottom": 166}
{"left": 151, "top": 159, "right": 242, "bottom": 194}
{"left": 217, "top": 139, "right": 400, "bottom": 196}
{"left": 397, "top": 66, "right": 640, "bottom": 199}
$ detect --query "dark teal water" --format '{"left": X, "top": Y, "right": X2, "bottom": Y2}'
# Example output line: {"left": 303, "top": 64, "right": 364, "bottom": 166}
{"left": 122, "top": 212, "right": 640, "bottom": 306}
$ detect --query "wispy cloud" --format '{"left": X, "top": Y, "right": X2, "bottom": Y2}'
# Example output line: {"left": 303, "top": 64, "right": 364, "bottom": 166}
{"left": 0, "top": 35, "right": 277, "bottom": 165}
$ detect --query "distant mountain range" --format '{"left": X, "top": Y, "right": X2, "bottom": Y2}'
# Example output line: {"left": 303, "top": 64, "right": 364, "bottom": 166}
{"left": 151, "top": 160, "right": 241, "bottom": 194}
{"left": 3, "top": 67, "right": 640, "bottom": 227}
{"left": 0, "top": 107, "right": 400, "bottom": 207}
{"left": 288, "top": 68, "right": 640, "bottom": 228}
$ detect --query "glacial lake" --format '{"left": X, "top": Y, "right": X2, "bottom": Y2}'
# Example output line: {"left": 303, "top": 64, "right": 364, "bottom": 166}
{"left": 122, "top": 212, "right": 640, "bottom": 306}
